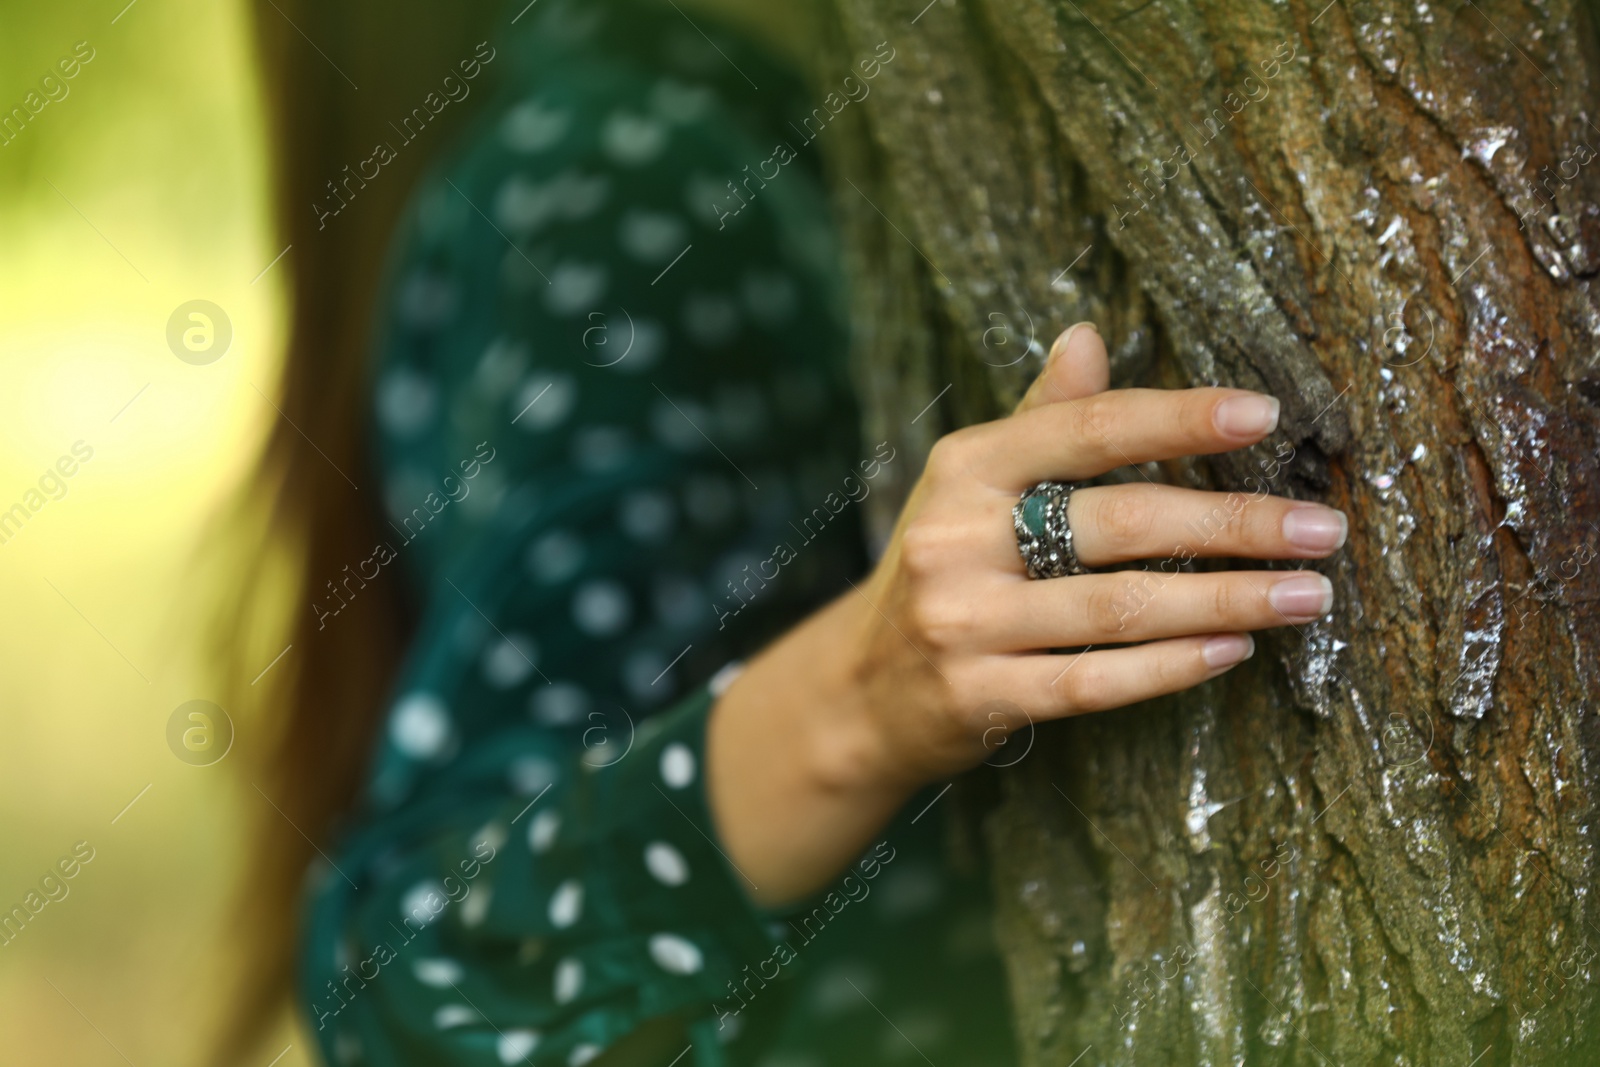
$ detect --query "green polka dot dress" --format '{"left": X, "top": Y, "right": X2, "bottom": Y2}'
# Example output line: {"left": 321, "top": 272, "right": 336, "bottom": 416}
{"left": 301, "top": 3, "right": 1018, "bottom": 1065}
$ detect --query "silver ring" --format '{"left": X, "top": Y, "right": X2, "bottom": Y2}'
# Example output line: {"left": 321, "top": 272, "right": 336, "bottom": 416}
{"left": 1013, "top": 480, "right": 1091, "bottom": 579}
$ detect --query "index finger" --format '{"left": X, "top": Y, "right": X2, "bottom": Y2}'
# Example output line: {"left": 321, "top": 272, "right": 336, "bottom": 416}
{"left": 964, "top": 386, "right": 1280, "bottom": 489}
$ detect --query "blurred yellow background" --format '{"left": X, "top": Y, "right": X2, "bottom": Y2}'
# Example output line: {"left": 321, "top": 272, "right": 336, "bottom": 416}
{"left": 0, "top": 0, "right": 302, "bottom": 1063}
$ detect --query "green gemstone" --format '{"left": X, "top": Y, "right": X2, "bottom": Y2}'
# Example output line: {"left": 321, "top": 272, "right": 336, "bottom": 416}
{"left": 1022, "top": 493, "right": 1049, "bottom": 536}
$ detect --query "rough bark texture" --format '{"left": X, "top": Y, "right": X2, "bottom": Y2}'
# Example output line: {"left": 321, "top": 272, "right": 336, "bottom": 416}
{"left": 816, "top": 0, "right": 1600, "bottom": 1062}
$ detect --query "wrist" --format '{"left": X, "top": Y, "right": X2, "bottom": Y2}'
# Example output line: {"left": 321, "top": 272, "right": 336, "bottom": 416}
{"left": 704, "top": 583, "right": 919, "bottom": 905}
{"left": 798, "top": 589, "right": 919, "bottom": 800}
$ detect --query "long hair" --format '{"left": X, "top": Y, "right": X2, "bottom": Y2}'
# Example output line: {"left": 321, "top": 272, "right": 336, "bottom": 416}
{"left": 215, "top": 1, "right": 501, "bottom": 1060}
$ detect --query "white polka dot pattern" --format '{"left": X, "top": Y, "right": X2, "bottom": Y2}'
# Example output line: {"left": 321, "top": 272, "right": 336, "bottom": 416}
{"left": 659, "top": 743, "right": 695, "bottom": 788}
{"left": 497, "top": 1030, "right": 540, "bottom": 1064}
{"left": 401, "top": 881, "right": 446, "bottom": 926}
{"left": 460, "top": 884, "right": 492, "bottom": 928}
{"left": 502, "top": 98, "right": 569, "bottom": 152}
{"left": 434, "top": 1004, "right": 478, "bottom": 1030}
{"left": 376, "top": 368, "right": 439, "bottom": 437}
{"left": 573, "top": 580, "right": 632, "bottom": 636}
{"left": 474, "top": 337, "right": 530, "bottom": 397}
{"left": 531, "top": 682, "right": 589, "bottom": 725}
{"left": 483, "top": 633, "right": 539, "bottom": 688}
{"left": 413, "top": 958, "right": 465, "bottom": 988}
{"left": 553, "top": 957, "right": 584, "bottom": 1004}
{"left": 513, "top": 374, "right": 577, "bottom": 431}
{"left": 548, "top": 879, "right": 583, "bottom": 929}
{"left": 618, "top": 210, "right": 688, "bottom": 263}
{"left": 619, "top": 489, "right": 676, "bottom": 541}
{"left": 601, "top": 111, "right": 668, "bottom": 165}
{"left": 390, "top": 694, "right": 451, "bottom": 759}
{"left": 526, "top": 529, "right": 584, "bottom": 583}
{"left": 546, "top": 262, "right": 608, "bottom": 316}
{"left": 528, "top": 809, "right": 560, "bottom": 853}
{"left": 472, "top": 822, "right": 508, "bottom": 857}
{"left": 644, "top": 841, "right": 690, "bottom": 886}
{"left": 648, "top": 933, "right": 703, "bottom": 975}
{"left": 509, "top": 756, "right": 559, "bottom": 796}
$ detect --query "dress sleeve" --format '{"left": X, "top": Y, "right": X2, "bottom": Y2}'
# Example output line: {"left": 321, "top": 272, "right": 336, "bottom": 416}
{"left": 303, "top": 456, "right": 867, "bottom": 1067}
{"left": 300, "top": 614, "right": 774, "bottom": 1067}
{"left": 300, "top": 8, "right": 872, "bottom": 1066}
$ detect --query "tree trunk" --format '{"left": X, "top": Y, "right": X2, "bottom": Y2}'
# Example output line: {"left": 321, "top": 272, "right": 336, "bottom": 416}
{"left": 817, "top": 0, "right": 1600, "bottom": 1062}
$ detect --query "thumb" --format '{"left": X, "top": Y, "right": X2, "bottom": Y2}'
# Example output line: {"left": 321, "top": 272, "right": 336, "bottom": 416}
{"left": 1015, "top": 322, "right": 1109, "bottom": 413}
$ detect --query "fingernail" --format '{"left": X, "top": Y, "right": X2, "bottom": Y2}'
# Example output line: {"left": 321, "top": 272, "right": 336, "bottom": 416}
{"left": 1214, "top": 394, "right": 1280, "bottom": 438}
{"left": 1202, "top": 633, "right": 1255, "bottom": 670}
{"left": 1267, "top": 573, "right": 1334, "bottom": 621}
{"left": 1049, "top": 321, "right": 1099, "bottom": 363}
{"left": 1282, "top": 505, "right": 1348, "bottom": 553}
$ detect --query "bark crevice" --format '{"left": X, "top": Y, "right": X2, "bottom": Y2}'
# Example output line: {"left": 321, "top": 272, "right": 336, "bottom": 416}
{"left": 818, "top": 0, "right": 1600, "bottom": 1061}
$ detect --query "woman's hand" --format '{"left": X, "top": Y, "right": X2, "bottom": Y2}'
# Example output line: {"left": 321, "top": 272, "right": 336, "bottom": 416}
{"left": 707, "top": 323, "right": 1346, "bottom": 905}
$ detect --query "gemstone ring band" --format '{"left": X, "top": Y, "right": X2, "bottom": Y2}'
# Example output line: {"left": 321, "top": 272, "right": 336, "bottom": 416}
{"left": 1013, "top": 480, "right": 1092, "bottom": 580}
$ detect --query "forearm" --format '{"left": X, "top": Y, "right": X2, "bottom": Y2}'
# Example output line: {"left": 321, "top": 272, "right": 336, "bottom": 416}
{"left": 705, "top": 587, "right": 917, "bottom": 907}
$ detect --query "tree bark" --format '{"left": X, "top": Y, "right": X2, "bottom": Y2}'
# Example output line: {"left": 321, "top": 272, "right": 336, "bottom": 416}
{"left": 817, "top": 0, "right": 1600, "bottom": 1062}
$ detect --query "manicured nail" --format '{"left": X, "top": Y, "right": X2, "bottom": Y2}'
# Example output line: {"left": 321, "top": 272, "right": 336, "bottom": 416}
{"left": 1202, "top": 633, "right": 1255, "bottom": 670}
{"left": 1214, "top": 394, "right": 1280, "bottom": 438}
{"left": 1282, "top": 505, "right": 1348, "bottom": 553}
{"left": 1049, "top": 321, "right": 1099, "bottom": 363}
{"left": 1267, "top": 573, "right": 1334, "bottom": 621}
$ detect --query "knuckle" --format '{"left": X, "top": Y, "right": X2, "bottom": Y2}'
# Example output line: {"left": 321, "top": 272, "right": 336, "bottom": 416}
{"left": 1077, "top": 393, "right": 1120, "bottom": 443}
{"left": 905, "top": 590, "right": 966, "bottom": 651}
{"left": 1223, "top": 496, "right": 1255, "bottom": 542}
{"left": 1210, "top": 578, "right": 1245, "bottom": 620}
{"left": 1092, "top": 490, "right": 1154, "bottom": 549}
{"left": 1082, "top": 584, "right": 1129, "bottom": 635}
{"left": 1083, "top": 578, "right": 1150, "bottom": 635}
{"left": 898, "top": 518, "right": 949, "bottom": 580}
{"left": 1055, "top": 658, "right": 1105, "bottom": 713}
{"left": 1197, "top": 494, "right": 1252, "bottom": 549}
{"left": 924, "top": 432, "right": 971, "bottom": 483}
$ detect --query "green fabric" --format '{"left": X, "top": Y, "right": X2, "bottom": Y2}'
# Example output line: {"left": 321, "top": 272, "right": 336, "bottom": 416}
{"left": 301, "top": 3, "right": 1017, "bottom": 1065}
